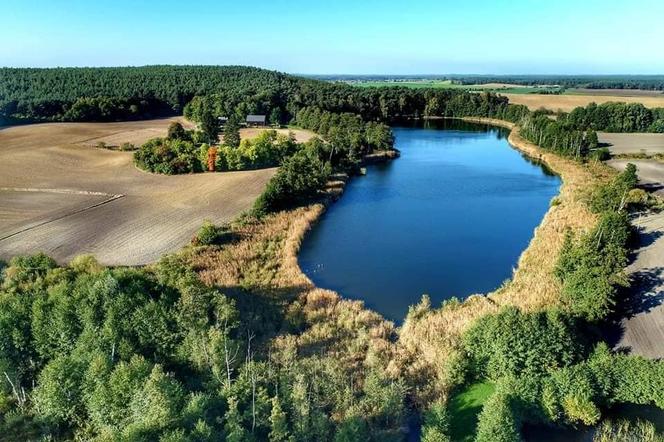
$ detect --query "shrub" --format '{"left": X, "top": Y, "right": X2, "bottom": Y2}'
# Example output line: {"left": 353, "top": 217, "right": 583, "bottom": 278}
{"left": 594, "top": 419, "right": 663, "bottom": 442}
{"left": 474, "top": 393, "right": 520, "bottom": 442}
{"left": 252, "top": 148, "right": 330, "bottom": 217}
{"left": 589, "top": 163, "right": 638, "bottom": 213}
{"left": 556, "top": 211, "right": 631, "bottom": 321}
{"left": 193, "top": 220, "right": 229, "bottom": 246}
{"left": 590, "top": 147, "right": 611, "bottom": 161}
{"left": 134, "top": 137, "right": 202, "bottom": 174}
{"left": 421, "top": 401, "right": 451, "bottom": 442}
{"left": 463, "top": 307, "right": 583, "bottom": 380}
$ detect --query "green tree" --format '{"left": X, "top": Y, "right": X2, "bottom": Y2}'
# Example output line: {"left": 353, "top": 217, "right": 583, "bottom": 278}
{"left": 269, "top": 396, "right": 290, "bottom": 442}
{"left": 223, "top": 116, "right": 241, "bottom": 148}
{"left": 200, "top": 105, "right": 219, "bottom": 144}
{"left": 474, "top": 394, "right": 519, "bottom": 442}
{"left": 167, "top": 122, "right": 187, "bottom": 140}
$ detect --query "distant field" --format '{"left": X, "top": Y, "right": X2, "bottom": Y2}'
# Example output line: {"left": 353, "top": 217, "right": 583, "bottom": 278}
{"left": 347, "top": 79, "right": 561, "bottom": 94}
{"left": 0, "top": 119, "right": 274, "bottom": 265}
{"left": 567, "top": 88, "right": 664, "bottom": 97}
{"left": 504, "top": 93, "right": 664, "bottom": 112}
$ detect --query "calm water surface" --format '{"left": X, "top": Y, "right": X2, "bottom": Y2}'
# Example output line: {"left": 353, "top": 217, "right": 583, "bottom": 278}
{"left": 298, "top": 120, "right": 561, "bottom": 321}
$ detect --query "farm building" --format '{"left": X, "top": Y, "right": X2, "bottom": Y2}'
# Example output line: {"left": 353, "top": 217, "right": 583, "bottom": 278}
{"left": 246, "top": 115, "right": 266, "bottom": 126}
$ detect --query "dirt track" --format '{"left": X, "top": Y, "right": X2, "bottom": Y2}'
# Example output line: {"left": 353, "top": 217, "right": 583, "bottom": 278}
{"left": 607, "top": 160, "right": 664, "bottom": 196}
{"left": 616, "top": 212, "right": 664, "bottom": 358}
{"left": 0, "top": 119, "right": 274, "bottom": 265}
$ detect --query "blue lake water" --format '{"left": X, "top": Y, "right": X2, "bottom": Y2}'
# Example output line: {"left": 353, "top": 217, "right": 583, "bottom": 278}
{"left": 298, "top": 120, "right": 561, "bottom": 322}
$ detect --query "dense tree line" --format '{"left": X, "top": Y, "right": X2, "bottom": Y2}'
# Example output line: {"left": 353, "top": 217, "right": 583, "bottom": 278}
{"left": 519, "top": 113, "right": 595, "bottom": 160}
{"left": 1, "top": 65, "right": 531, "bottom": 126}
{"left": 0, "top": 253, "right": 407, "bottom": 441}
{"left": 565, "top": 102, "right": 664, "bottom": 133}
{"left": 448, "top": 75, "right": 664, "bottom": 91}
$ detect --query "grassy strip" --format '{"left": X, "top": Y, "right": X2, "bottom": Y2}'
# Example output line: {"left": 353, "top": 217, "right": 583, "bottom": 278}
{"left": 449, "top": 381, "right": 496, "bottom": 442}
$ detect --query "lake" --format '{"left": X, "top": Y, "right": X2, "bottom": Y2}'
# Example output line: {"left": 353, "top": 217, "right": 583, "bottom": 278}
{"left": 298, "top": 120, "right": 561, "bottom": 322}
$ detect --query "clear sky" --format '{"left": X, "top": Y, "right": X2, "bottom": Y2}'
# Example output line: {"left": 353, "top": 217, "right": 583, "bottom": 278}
{"left": 2, "top": 0, "right": 663, "bottom": 74}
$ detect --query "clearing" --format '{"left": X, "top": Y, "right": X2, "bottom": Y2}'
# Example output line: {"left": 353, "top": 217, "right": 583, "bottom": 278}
{"left": 239, "top": 127, "right": 316, "bottom": 143}
{"left": 504, "top": 93, "right": 664, "bottom": 112}
{"left": 448, "top": 381, "right": 496, "bottom": 442}
{"left": 0, "top": 118, "right": 274, "bottom": 266}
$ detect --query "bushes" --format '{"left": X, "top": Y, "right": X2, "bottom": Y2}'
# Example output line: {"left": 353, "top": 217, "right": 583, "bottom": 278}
{"left": 556, "top": 211, "right": 631, "bottom": 321}
{"left": 135, "top": 130, "right": 302, "bottom": 175}
{"left": 134, "top": 137, "right": 202, "bottom": 174}
{"left": 192, "top": 220, "right": 231, "bottom": 246}
{"left": 555, "top": 166, "right": 637, "bottom": 321}
{"left": 589, "top": 163, "right": 638, "bottom": 213}
{"left": 214, "top": 130, "right": 299, "bottom": 171}
{"left": 474, "top": 393, "right": 520, "bottom": 442}
{"left": 252, "top": 148, "right": 331, "bottom": 217}
{"left": 594, "top": 419, "right": 664, "bottom": 442}
{"left": 464, "top": 307, "right": 583, "bottom": 380}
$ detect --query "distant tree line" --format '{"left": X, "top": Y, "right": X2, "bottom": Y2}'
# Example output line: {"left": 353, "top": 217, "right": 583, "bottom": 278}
{"left": 310, "top": 74, "right": 664, "bottom": 91}
{"left": 448, "top": 75, "right": 664, "bottom": 91}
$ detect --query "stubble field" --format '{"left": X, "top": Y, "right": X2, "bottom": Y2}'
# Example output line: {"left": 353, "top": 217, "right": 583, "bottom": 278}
{"left": 0, "top": 118, "right": 275, "bottom": 265}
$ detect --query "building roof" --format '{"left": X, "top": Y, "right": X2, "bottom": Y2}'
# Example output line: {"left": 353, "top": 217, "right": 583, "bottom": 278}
{"left": 246, "top": 114, "right": 266, "bottom": 123}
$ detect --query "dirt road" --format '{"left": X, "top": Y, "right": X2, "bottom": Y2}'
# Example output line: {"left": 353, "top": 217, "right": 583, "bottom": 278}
{"left": 615, "top": 212, "right": 664, "bottom": 358}
{"left": 0, "top": 119, "right": 274, "bottom": 266}
{"left": 607, "top": 159, "right": 664, "bottom": 197}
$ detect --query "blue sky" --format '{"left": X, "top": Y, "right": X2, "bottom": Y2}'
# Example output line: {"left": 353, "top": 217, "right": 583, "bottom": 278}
{"left": 2, "top": 0, "right": 663, "bottom": 74}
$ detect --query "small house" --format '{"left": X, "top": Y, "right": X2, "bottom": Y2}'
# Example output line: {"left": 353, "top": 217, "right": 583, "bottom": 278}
{"left": 246, "top": 115, "right": 266, "bottom": 127}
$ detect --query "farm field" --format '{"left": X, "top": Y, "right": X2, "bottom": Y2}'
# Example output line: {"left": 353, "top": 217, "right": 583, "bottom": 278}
{"left": 504, "top": 93, "right": 664, "bottom": 112}
{"left": 615, "top": 211, "right": 664, "bottom": 358}
{"left": 0, "top": 119, "right": 274, "bottom": 265}
{"left": 567, "top": 88, "right": 664, "bottom": 97}
{"left": 599, "top": 132, "right": 664, "bottom": 155}
{"left": 346, "top": 79, "right": 561, "bottom": 94}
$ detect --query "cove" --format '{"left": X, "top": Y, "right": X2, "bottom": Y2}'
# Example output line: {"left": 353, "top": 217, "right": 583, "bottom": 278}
{"left": 298, "top": 120, "right": 561, "bottom": 322}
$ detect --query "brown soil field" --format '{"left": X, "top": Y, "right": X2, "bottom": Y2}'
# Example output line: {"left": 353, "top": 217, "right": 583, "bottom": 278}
{"left": 504, "top": 93, "right": 664, "bottom": 112}
{"left": 0, "top": 119, "right": 274, "bottom": 266}
{"left": 238, "top": 127, "right": 316, "bottom": 143}
{"left": 607, "top": 159, "right": 664, "bottom": 196}
{"left": 76, "top": 117, "right": 196, "bottom": 147}
{"left": 569, "top": 88, "right": 664, "bottom": 97}
{"left": 599, "top": 132, "right": 664, "bottom": 155}
{"left": 615, "top": 211, "right": 664, "bottom": 358}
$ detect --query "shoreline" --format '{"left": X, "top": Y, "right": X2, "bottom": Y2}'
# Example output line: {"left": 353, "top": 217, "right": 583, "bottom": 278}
{"left": 191, "top": 117, "right": 611, "bottom": 402}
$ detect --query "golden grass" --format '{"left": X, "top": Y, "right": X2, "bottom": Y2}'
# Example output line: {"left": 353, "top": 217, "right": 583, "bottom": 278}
{"left": 504, "top": 93, "right": 664, "bottom": 113}
{"left": 189, "top": 173, "right": 399, "bottom": 374}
